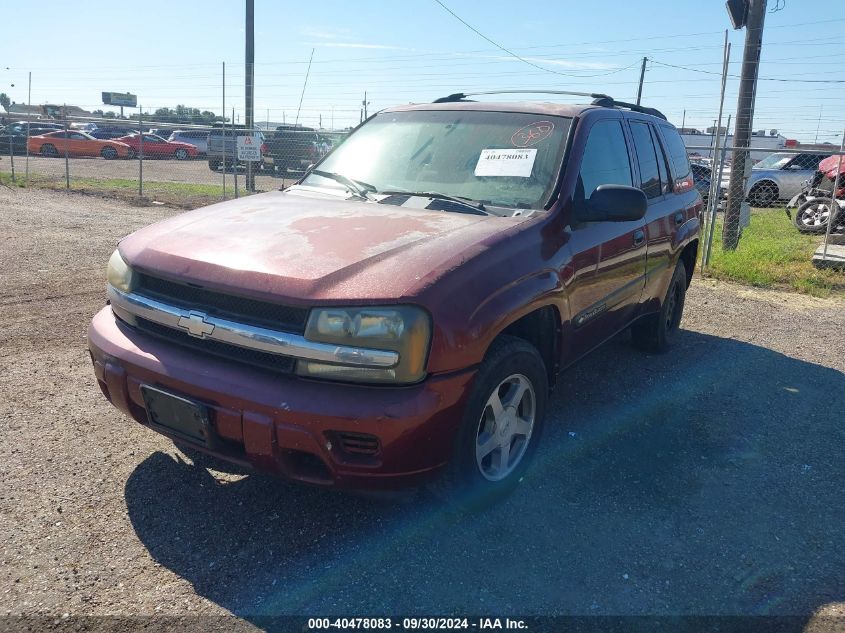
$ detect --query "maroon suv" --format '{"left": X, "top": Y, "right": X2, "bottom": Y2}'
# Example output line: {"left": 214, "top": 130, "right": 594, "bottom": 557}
{"left": 88, "top": 92, "right": 701, "bottom": 502}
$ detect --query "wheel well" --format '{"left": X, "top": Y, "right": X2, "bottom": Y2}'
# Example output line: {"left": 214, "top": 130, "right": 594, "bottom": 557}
{"left": 750, "top": 180, "right": 778, "bottom": 196}
{"left": 680, "top": 240, "right": 698, "bottom": 287}
{"left": 498, "top": 305, "right": 560, "bottom": 387}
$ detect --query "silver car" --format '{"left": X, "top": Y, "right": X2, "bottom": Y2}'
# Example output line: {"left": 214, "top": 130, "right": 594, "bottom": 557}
{"left": 728, "top": 152, "right": 831, "bottom": 206}
{"left": 167, "top": 130, "right": 209, "bottom": 155}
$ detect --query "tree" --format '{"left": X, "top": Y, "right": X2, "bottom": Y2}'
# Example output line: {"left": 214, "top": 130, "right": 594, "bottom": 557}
{"left": 0, "top": 93, "right": 10, "bottom": 112}
{"left": 129, "top": 105, "right": 225, "bottom": 125}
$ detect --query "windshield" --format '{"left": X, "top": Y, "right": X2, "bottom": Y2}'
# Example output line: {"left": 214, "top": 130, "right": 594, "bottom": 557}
{"left": 302, "top": 110, "right": 572, "bottom": 209}
{"left": 755, "top": 152, "right": 795, "bottom": 169}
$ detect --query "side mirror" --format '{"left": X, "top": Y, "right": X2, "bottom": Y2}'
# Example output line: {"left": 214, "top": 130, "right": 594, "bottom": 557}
{"left": 576, "top": 184, "right": 647, "bottom": 222}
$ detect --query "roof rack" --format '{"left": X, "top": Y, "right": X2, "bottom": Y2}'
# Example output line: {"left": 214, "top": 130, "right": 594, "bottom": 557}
{"left": 590, "top": 96, "right": 667, "bottom": 121}
{"left": 432, "top": 90, "right": 611, "bottom": 103}
{"left": 431, "top": 89, "right": 667, "bottom": 121}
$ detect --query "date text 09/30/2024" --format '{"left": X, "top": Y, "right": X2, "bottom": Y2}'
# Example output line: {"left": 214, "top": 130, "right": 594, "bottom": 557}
{"left": 307, "top": 617, "right": 528, "bottom": 630}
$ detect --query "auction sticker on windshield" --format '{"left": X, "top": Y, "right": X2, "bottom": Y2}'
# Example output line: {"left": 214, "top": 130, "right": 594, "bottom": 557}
{"left": 474, "top": 148, "right": 537, "bottom": 177}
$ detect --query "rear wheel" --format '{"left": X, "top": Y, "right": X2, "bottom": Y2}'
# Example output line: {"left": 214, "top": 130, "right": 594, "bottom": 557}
{"left": 101, "top": 146, "right": 118, "bottom": 160}
{"left": 174, "top": 148, "right": 189, "bottom": 160}
{"left": 40, "top": 143, "right": 58, "bottom": 157}
{"left": 793, "top": 198, "right": 836, "bottom": 233}
{"left": 632, "top": 261, "right": 687, "bottom": 353}
{"left": 748, "top": 181, "right": 778, "bottom": 207}
{"left": 431, "top": 336, "right": 547, "bottom": 509}
{"left": 208, "top": 159, "right": 221, "bottom": 171}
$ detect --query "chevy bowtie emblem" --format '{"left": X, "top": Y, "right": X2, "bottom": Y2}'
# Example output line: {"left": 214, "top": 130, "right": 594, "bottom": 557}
{"left": 177, "top": 311, "right": 215, "bottom": 338}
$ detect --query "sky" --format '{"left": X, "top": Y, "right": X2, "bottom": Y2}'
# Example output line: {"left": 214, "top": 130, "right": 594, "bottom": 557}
{"left": 2, "top": 0, "right": 845, "bottom": 141}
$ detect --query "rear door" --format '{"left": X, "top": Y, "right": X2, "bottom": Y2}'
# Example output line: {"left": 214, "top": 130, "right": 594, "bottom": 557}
{"left": 628, "top": 119, "right": 679, "bottom": 306}
{"left": 566, "top": 117, "right": 648, "bottom": 357}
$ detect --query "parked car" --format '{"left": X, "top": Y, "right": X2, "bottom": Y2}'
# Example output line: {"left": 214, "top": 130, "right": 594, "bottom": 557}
{"left": 115, "top": 133, "right": 198, "bottom": 160}
{"left": 168, "top": 130, "right": 209, "bottom": 155}
{"left": 265, "top": 125, "right": 319, "bottom": 174}
{"left": 90, "top": 128, "right": 137, "bottom": 140}
{"left": 27, "top": 130, "right": 131, "bottom": 159}
{"left": 206, "top": 127, "right": 268, "bottom": 171}
{"left": 690, "top": 162, "right": 726, "bottom": 205}
{"left": 88, "top": 93, "right": 701, "bottom": 503}
{"left": 1, "top": 124, "right": 70, "bottom": 154}
{"left": 736, "top": 151, "right": 832, "bottom": 206}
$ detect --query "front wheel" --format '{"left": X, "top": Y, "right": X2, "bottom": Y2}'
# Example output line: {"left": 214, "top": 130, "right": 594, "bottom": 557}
{"left": 431, "top": 336, "right": 547, "bottom": 508}
{"left": 748, "top": 182, "right": 778, "bottom": 207}
{"left": 632, "top": 261, "right": 687, "bottom": 353}
{"left": 126, "top": 148, "right": 137, "bottom": 160}
{"left": 793, "top": 198, "right": 836, "bottom": 233}
{"left": 174, "top": 148, "right": 189, "bottom": 160}
{"left": 101, "top": 146, "right": 118, "bottom": 160}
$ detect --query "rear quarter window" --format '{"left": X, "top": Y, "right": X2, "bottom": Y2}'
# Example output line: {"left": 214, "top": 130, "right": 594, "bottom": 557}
{"left": 660, "top": 125, "right": 691, "bottom": 179}
{"left": 660, "top": 125, "right": 694, "bottom": 191}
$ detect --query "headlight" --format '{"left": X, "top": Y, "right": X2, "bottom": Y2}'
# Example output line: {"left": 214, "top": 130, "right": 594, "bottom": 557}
{"left": 107, "top": 248, "right": 136, "bottom": 293}
{"left": 297, "top": 306, "right": 430, "bottom": 384}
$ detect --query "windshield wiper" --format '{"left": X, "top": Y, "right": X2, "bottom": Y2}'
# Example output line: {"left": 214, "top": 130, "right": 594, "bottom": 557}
{"left": 379, "top": 190, "right": 488, "bottom": 215}
{"left": 310, "top": 170, "right": 375, "bottom": 201}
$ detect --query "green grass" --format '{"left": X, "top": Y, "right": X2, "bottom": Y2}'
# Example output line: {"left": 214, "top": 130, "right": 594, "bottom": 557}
{"left": 0, "top": 171, "right": 258, "bottom": 208}
{"left": 705, "top": 209, "right": 845, "bottom": 298}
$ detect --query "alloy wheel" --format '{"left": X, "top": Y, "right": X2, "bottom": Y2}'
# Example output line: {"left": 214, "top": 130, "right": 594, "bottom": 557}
{"left": 475, "top": 373, "right": 536, "bottom": 482}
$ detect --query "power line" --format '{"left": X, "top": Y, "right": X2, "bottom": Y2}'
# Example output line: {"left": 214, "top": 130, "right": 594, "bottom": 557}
{"left": 430, "top": 0, "right": 632, "bottom": 78}
{"left": 650, "top": 59, "right": 845, "bottom": 83}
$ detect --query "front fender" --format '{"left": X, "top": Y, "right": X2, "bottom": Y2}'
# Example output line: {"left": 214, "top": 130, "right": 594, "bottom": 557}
{"left": 467, "top": 268, "right": 567, "bottom": 360}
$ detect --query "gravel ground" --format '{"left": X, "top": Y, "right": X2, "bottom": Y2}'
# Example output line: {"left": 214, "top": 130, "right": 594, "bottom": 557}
{"left": 1, "top": 154, "right": 293, "bottom": 191}
{"left": 1, "top": 187, "right": 844, "bottom": 629}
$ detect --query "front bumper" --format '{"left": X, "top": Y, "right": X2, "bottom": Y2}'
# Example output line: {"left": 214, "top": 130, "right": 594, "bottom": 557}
{"left": 87, "top": 307, "right": 475, "bottom": 490}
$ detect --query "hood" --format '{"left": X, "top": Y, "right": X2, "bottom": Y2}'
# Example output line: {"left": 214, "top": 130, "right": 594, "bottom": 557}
{"left": 119, "top": 188, "right": 527, "bottom": 303}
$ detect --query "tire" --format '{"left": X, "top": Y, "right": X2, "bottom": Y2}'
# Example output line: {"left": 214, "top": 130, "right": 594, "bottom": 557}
{"left": 40, "top": 143, "right": 58, "bottom": 158}
{"left": 208, "top": 159, "right": 220, "bottom": 172}
{"left": 430, "top": 335, "right": 547, "bottom": 509}
{"left": 748, "top": 181, "right": 778, "bottom": 207}
{"left": 793, "top": 198, "right": 836, "bottom": 234}
{"left": 101, "top": 146, "right": 118, "bottom": 160}
{"left": 126, "top": 148, "right": 137, "bottom": 160}
{"left": 174, "top": 148, "right": 188, "bottom": 160}
{"left": 631, "top": 261, "right": 687, "bottom": 353}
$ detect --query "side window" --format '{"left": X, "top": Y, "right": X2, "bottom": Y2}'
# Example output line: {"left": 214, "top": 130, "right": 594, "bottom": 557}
{"left": 660, "top": 125, "right": 692, "bottom": 183}
{"left": 577, "top": 120, "right": 632, "bottom": 201}
{"left": 629, "top": 121, "right": 661, "bottom": 199}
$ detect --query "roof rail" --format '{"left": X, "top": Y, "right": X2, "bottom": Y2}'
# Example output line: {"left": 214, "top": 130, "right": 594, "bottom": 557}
{"left": 430, "top": 90, "right": 667, "bottom": 121}
{"left": 591, "top": 97, "right": 667, "bottom": 121}
{"left": 432, "top": 89, "right": 611, "bottom": 103}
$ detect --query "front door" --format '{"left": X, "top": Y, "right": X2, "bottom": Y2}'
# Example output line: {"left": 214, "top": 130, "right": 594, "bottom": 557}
{"left": 565, "top": 118, "right": 647, "bottom": 359}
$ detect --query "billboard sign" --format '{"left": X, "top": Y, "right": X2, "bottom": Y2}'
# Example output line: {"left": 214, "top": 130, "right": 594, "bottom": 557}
{"left": 102, "top": 92, "right": 137, "bottom": 108}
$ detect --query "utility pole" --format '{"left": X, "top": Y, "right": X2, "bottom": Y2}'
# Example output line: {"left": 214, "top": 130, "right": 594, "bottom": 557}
{"left": 723, "top": 0, "right": 767, "bottom": 251}
{"left": 635, "top": 57, "right": 647, "bottom": 105}
{"left": 245, "top": 0, "right": 255, "bottom": 191}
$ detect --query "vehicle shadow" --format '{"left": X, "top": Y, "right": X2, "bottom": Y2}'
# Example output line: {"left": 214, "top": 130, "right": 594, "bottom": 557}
{"left": 124, "top": 330, "right": 845, "bottom": 621}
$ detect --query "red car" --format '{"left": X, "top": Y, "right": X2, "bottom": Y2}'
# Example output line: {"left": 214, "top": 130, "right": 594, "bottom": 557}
{"left": 88, "top": 93, "right": 701, "bottom": 503}
{"left": 116, "top": 133, "right": 198, "bottom": 160}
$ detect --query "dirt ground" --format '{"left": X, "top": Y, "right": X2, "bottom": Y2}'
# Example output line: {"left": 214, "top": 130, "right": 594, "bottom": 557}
{"left": 1, "top": 187, "right": 844, "bottom": 629}
{"left": 1, "top": 153, "right": 293, "bottom": 191}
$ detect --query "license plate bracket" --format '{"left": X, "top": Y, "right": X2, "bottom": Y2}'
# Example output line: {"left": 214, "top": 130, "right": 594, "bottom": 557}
{"left": 140, "top": 385, "right": 211, "bottom": 445}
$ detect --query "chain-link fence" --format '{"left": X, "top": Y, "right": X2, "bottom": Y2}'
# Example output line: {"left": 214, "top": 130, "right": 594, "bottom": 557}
{"left": 0, "top": 112, "right": 346, "bottom": 208}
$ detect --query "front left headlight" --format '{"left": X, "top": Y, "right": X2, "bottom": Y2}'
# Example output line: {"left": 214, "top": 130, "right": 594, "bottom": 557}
{"left": 296, "top": 306, "right": 431, "bottom": 384}
{"left": 106, "top": 248, "right": 136, "bottom": 293}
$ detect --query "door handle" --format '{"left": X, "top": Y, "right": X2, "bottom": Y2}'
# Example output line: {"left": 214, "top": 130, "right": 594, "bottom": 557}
{"left": 633, "top": 229, "right": 645, "bottom": 246}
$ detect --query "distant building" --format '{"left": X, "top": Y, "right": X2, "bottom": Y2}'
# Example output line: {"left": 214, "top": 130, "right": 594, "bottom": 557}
{"left": 680, "top": 127, "right": 789, "bottom": 161}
